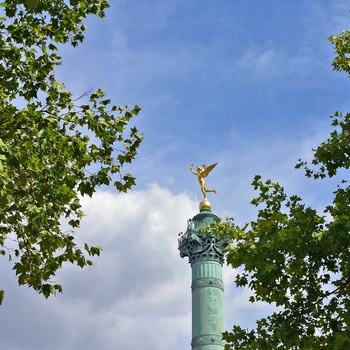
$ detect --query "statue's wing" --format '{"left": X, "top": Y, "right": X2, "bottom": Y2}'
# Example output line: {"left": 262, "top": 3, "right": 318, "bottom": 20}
{"left": 202, "top": 162, "right": 218, "bottom": 178}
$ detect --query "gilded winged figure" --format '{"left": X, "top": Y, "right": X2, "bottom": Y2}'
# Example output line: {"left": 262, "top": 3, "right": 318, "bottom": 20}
{"left": 190, "top": 163, "right": 217, "bottom": 199}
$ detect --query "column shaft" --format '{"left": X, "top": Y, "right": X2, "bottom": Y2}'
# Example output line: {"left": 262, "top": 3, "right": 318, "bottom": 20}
{"left": 191, "top": 260, "right": 225, "bottom": 350}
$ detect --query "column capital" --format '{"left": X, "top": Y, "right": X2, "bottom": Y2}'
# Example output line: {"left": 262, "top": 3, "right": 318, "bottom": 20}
{"left": 179, "top": 230, "right": 229, "bottom": 265}
{"left": 178, "top": 209, "right": 230, "bottom": 265}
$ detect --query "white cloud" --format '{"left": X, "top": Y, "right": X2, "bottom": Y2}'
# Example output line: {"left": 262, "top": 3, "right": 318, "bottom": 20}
{"left": 239, "top": 47, "right": 281, "bottom": 78}
{"left": 0, "top": 184, "right": 270, "bottom": 350}
{"left": 237, "top": 43, "right": 327, "bottom": 82}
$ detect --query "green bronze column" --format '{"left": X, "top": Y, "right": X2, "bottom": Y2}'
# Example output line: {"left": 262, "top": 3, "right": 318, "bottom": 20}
{"left": 180, "top": 162, "right": 228, "bottom": 349}
{"left": 178, "top": 205, "right": 229, "bottom": 350}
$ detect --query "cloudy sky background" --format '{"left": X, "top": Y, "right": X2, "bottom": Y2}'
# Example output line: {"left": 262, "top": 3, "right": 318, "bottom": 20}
{"left": 1, "top": 1, "right": 350, "bottom": 349}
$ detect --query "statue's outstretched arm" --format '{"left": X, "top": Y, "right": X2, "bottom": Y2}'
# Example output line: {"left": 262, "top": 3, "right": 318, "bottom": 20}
{"left": 190, "top": 164, "right": 197, "bottom": 175}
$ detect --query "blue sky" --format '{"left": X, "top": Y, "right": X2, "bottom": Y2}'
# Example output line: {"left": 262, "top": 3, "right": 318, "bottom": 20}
{"left": 1, "top": 1, "right": 350, "bottom": 350}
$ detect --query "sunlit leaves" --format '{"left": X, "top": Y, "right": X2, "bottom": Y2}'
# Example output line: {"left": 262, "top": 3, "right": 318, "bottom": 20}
{"left": 329, "top": 31, "right": 350, "bottom": 74}
{"left": 0, "top": 0, "right": 142, "bottom": 303}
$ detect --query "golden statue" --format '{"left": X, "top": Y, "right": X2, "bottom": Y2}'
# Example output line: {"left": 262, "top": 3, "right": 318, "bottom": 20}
{"left": 190, "top": 163, "right": 218, "bottom": 209}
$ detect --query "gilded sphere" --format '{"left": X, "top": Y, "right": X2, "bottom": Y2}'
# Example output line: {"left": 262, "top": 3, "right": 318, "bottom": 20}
{"left": 199, "top": 199, "right": 212, "bottom": 210}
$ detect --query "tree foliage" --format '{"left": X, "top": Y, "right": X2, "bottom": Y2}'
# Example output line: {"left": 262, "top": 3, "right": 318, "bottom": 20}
{"left": 213, "top": 28, "right": 350, "bottom": 349}
{"left": 0, "top": 0, "right": 142, "bottom": 303}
